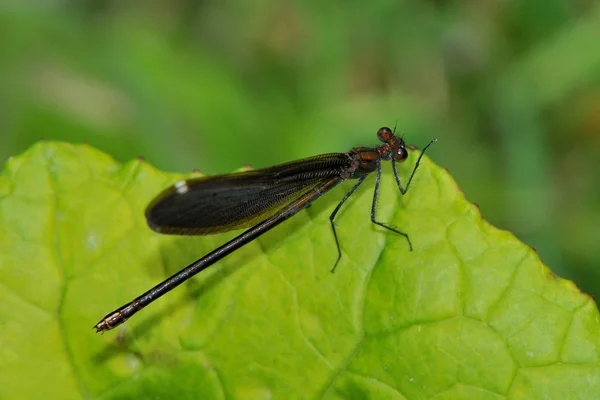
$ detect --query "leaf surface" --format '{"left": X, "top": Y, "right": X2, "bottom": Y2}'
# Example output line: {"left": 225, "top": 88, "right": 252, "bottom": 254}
{"left": 0, "top": 142, "right": 598, "bottom": 400}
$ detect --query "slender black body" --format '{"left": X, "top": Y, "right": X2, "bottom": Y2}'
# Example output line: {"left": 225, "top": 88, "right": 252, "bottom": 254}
{"left": 94, "top": 127, "right": 435, "bottom": 332}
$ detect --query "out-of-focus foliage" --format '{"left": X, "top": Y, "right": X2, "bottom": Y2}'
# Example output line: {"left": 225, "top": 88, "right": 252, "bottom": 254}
{"left": 0, "top": 1, "right": 599, "bottom": 299}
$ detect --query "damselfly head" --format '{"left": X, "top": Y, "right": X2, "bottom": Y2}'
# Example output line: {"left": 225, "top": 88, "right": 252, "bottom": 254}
{"left": 377, "top": 127, "right": 408, "bottom": 163}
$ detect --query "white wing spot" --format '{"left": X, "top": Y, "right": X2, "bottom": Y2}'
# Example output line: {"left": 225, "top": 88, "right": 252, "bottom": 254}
{"left": 174, "top": 180, "right": 189, "bottom": 194}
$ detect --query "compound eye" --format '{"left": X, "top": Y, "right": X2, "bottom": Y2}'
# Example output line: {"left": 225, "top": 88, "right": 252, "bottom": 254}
{"left": 377, "top": 127, "right": 393, "bottom": 142}
{"left": 395, "top": 147, "right": 408, "bottom": 162}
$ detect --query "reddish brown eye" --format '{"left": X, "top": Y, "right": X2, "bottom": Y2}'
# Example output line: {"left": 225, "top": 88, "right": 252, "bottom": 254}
{"left": 396, "top": 147, "right": 408, "bottom": 162}
{"left": 377, "top": 127, "right": 393, "bottom": 142}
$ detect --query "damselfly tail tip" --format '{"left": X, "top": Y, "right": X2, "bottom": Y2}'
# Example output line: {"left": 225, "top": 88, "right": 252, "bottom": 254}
{"left": 94, "top": 321, "right": 106, "bottom": 334}
{"left": 94, "top": 317, "right": 114, "bottom": 334}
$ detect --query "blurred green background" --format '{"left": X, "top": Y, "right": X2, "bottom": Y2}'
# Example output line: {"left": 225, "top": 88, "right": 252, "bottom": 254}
{"left": 1, "top": 1, "right": 599, "bottom": 299}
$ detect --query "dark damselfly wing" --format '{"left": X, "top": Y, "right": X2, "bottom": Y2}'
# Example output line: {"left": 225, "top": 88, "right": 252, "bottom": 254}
{"left": 146, "top": 153, "right": 351, "bottom": 235}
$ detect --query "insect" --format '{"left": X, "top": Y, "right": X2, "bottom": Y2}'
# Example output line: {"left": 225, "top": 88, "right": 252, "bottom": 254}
{"left": 94, "top": 127, "right": 435, "bottom": 332}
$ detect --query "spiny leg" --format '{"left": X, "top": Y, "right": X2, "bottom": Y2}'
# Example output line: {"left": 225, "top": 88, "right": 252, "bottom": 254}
{"left": 392, "top": 138, "right": 437, "bottom": 194}
{"left": 329, "top": 175, "right": 368, "bottom": 272}
{"left": 371, "top": 159, "right": 413, "bottom": 250}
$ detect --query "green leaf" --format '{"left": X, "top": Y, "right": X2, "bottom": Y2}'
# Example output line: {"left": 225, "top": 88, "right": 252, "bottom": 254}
{"left": 1, "top": 142, "right": 599, "bottom": 400}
